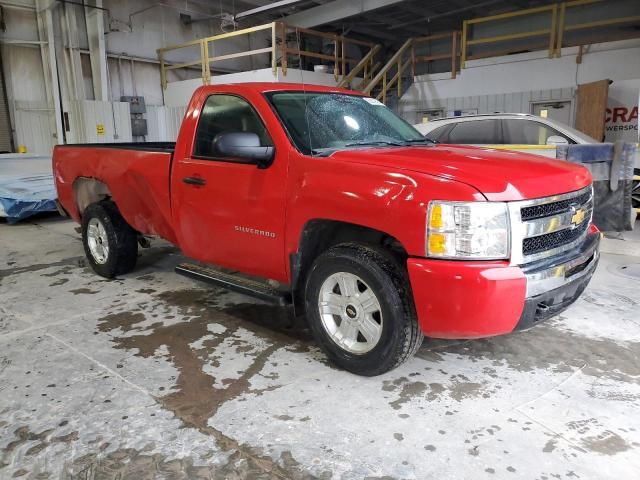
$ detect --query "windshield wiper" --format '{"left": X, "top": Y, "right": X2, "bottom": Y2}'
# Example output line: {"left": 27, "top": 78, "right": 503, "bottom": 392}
{"left": 344, "top": 140, "right": 406, "bottom": 148}
{"left": 401, "top": 138, "right": 437, "bottom": 145}
{"left": 311, "top": 139, "right": 424, "bottom": 156}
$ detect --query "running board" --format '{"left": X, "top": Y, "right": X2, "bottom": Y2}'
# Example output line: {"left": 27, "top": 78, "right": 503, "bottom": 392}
{"left": 175, "top": 263, "right": 292, "bottom": 306}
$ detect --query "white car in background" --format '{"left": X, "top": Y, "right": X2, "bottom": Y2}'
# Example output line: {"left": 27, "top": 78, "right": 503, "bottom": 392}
{"left": 414, "top": 113, "right": 639, "bottom": 209}
{"left": 413, "top": 113, "right": 597, "bottom": 158}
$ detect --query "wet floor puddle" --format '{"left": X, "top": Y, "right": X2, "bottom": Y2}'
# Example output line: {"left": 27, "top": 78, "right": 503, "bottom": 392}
{"left": 93, "top": 288, "right": 318, "bottom": 478}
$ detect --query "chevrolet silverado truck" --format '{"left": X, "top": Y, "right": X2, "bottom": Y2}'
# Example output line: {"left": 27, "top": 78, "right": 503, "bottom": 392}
{"left": 53, "top": 83, "right": 600, "bottom": 376}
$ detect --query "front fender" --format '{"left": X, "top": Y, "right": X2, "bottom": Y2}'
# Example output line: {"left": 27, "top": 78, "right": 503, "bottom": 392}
{"left": 285, "top": 158, "right": 484, "bottom": 262}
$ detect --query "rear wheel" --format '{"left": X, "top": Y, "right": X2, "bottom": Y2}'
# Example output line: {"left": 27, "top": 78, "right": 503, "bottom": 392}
{"left": 304, "top": 243, "right": 422, "bottom": 376}
{"left": 82, "top": 202, "right": 138, "bottom": 278}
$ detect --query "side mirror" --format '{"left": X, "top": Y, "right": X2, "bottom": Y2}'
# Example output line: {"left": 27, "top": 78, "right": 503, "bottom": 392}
{"left": 546, "top": 135, "right": 569, "bottom": 146}
{"left": 212, "top": 132, "right": 275, "bottom": 168}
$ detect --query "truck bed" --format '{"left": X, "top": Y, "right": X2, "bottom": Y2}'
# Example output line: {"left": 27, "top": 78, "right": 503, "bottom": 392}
{"left": 61, "top": 142, "right": 176, "bottom": 152}
{"left": 53, "top": 143, "right": 177, "bottom": 243}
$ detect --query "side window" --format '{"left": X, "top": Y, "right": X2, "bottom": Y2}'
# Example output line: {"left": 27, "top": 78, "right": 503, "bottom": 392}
{"left": 426, "top": 124, "right": 451, "bottom": 142}
{"left": 446, "top": 120, "right": 500, "bottom": 144}
{"left": 503, "top": 120, "right": 572, "bottom": 145}
{"left": 193, "top": 94, "right": 273, "bottom": 159}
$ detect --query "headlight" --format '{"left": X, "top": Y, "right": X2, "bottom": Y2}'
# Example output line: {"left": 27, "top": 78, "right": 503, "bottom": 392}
{"left": 427, "top": 201, "right": 510, "bottom": 259}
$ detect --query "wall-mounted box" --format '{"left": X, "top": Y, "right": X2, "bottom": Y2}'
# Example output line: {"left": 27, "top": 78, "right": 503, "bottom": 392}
{"left": 120, "top": 96, "right": 146, "bottom": 114}
{"left": 131, "top": 118, "right": 148, "bottom": 137}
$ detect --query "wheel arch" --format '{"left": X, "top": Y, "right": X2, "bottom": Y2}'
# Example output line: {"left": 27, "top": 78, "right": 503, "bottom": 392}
{"left": 290, "top": 219, "right": 409, "bottom": 312}
{"left": 73, "top": 177, "right": 112, "bottom": 217}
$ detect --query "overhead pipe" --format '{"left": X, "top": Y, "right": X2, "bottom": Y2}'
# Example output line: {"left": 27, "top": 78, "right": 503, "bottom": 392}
{"left": 55, "top": 0, "right": 110, "bottom": 16}
{"left": 127, "top": 3, "right": 226, "bottom": 30}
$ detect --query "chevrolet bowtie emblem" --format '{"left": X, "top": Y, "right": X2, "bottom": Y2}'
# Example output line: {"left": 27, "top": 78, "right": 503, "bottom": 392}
{"left": 570, "top": 207, "right": 586, "bottom": 227}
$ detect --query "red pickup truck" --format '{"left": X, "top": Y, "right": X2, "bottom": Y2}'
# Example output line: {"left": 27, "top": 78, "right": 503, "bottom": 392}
{"left": 54, "top": 83, "right": 600, "bottom": 376}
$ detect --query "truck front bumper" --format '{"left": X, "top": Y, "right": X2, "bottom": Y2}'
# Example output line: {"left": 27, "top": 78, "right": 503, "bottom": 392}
{"left": 407, "top": 231, "right": 600, "bottom": 339}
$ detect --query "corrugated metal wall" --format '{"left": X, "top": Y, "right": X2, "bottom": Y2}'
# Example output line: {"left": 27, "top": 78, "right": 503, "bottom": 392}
{"left": 66, "top": 100, "right": 132, "bottom": 144}
{"left": 401, "top": 88, "right": 576, "bottom": 124}
{"left": 14, "top": 102, "right": 56, "bottom": 154}
{"left": 5, "top": 46, "right": 56, "bottom": 154}
{"left": 146, "top": 105, "right": 186, "bottom": 142}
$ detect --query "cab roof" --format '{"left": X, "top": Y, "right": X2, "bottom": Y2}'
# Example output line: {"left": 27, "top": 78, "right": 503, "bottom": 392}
{"left": 196, "top": 82, "right": 364, "bottom": 96}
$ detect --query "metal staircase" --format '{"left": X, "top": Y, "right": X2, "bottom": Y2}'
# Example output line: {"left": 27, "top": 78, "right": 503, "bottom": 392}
{"left": 339, "top": 32, "right": 461, "bottom": 109}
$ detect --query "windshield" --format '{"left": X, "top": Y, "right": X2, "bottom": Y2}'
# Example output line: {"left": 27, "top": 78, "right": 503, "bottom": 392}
{"left": 265, "top": 91, "right": 429, "bottom": 155}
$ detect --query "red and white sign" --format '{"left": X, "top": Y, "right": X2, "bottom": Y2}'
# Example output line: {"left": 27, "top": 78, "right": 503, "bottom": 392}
{"left": 605, "top": 79, "right": 640, "bottom": 143}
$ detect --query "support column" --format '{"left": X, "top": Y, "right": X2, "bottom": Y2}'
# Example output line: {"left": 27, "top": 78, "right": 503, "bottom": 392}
{"left": 35, "top": 0, "right": 64, "bottom": 145}
{"left": 85, "top": 0, "right": 108, "bottom": 101}
{"left": 63, "top": 1, "right": 86, "bottom": 100}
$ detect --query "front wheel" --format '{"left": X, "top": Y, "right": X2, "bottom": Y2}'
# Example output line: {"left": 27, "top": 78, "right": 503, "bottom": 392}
{"left": 82, "top": 201, "right": 138, "bottom": 278}
{"left": 304, "top": 243, "right": 423, "bottom": 376}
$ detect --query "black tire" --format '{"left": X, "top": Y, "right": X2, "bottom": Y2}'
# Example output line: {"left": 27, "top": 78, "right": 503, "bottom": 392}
{"left": 304, "top": 243, "right": 423, "bottom": 376}
{"left": 81, "top": 201, "right": 138, "bottom": 278}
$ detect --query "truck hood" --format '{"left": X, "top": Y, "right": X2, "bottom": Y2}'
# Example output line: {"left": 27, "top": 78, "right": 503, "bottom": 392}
{"left": 329, "top": 145, "right": 591, "bottom": 201}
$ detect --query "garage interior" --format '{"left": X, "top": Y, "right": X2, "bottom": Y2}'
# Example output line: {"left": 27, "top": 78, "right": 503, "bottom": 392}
{"left": 1, "top": 0, "right": 640, "bottom": 479}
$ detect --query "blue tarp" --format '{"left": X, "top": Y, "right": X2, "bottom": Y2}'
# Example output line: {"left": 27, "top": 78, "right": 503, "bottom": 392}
{"left": 0, "top": 173, "right": 57, "bottom": 224}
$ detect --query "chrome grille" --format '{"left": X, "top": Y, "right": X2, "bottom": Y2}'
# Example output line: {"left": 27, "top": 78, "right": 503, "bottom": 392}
{"left": 520, "top": 189, "right": 592, "bottom": 221}
{"left": 522, "top": 220, "right": 589, "bottom": 255}
{"left": 508, "top": 186, "right": 593, "bottom": 265}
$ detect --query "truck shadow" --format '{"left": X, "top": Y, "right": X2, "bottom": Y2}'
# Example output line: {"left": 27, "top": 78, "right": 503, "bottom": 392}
{"left": 220, "top": 302, "right": 313, "bottom": 342}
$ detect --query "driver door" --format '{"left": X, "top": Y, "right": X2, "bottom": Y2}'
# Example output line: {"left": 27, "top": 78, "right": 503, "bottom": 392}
{"left": 172, "top": 93, "right": 289, "bottom": 282}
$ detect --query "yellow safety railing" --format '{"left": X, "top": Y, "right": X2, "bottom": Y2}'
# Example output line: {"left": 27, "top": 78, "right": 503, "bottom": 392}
{"left": 158, "top": 23, "right": 276, "bottom": 90}
{"left": 157, "top": 4, "right": 640, "bottom": 95}
{"left": 555, "top": 0, "right": 640, "bottom": 57}
{"left": 412, "top": 31, "right": 461, "bottom": 79}
{"left": 362, "top": 31, "right": 459, "bottom": 103}
{"left": 157, "top": 22, "right": 378, "bottom": 90}
{"left": 337, "top": 44, "right": 382, "bottom": 90}
{"left": 363, "top": 38, "right": 412, "bottom": 104}
{"left": 482, "top": 145, "right": 558, "bottom": 150}
{"left": 461, "top": 4, "right": 558, "bottom": 67}
{"left": 461, "top": 0, "right": 640, "bottom": 67}
{"left": 280, "top": 24, "right": 377, "bottom": 82}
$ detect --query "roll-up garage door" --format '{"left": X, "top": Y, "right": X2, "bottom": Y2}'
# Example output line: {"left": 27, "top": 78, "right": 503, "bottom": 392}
{"left": 0, "top": 49, "right": 13, "bottom": 153}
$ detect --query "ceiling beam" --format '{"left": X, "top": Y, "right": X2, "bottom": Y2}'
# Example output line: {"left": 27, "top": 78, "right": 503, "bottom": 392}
{"left": 235, "top": 0, "right": 307, "bottom": 20}
{"left": 342, "top": 24, "right": 401, "bottom": 42}
{"left": 359, "top": 11, "right": 427, "bottom": 35}
{"left": 282, "top": 0, "right": 408, "bottom": 28}
{"left": 388, "top": 0, "right": 504, "bottom": 30}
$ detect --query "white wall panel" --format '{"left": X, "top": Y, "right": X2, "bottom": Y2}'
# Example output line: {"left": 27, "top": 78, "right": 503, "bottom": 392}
{"left": 145, "top": 105, "right": 165, "bottom": 142}
{"left": 112, "top": 102, "right": 132, "bottom": 143}
{"left": 3, "top": 45, "right": 53, "bottom": 153}
{"left": 165, "top": 106, "right": 186, "bottom": 141}
{"left": 66, "top": 100, "right": 131, "bottom": 144}
{"left": 14, "top": 108, "right": 55, "bottom": 154}
{"left": 145, "top": 105, "right": 186, "bottom": 142}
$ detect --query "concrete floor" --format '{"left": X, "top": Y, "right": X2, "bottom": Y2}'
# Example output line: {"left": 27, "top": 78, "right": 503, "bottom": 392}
{"left": 1, "top": 216, "right": 639, "bottom": 480}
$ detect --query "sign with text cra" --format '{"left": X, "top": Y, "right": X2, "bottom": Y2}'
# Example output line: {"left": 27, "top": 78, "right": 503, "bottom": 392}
{"left": 605, "top": 79, "right": 639, "bottom": 143}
